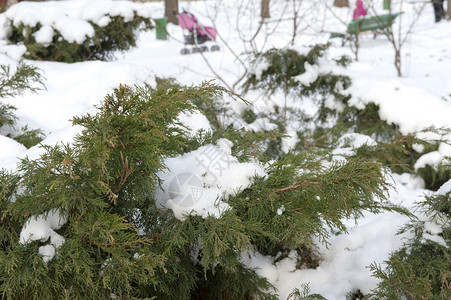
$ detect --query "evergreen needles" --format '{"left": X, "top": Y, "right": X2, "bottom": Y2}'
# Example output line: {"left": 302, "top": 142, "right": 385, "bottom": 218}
{"left": 5, "top": 12, "right": 153, "bottom": 62}
{"left": 0, "top": 80, "right": 403, "bottom": 299}
{"left": 370, "top": 177, "right": 451, "bottom": 299}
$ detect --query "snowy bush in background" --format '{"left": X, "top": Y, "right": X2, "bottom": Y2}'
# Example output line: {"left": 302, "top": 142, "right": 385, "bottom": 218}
{"left": 243, "top": 44, "right": 451, "bottom": 191}
{"left": 0, "top": 0, "right": 153, "bottom": 62}
{"left": 0, "top": 61, "right": 45, "bottom": 148}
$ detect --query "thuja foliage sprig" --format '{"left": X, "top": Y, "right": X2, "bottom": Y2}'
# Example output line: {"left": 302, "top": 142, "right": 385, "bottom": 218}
{"left": 0, "top": 63, "right": 45, "bottom": 99}
{"left": 143, "top": 209, "right": 277, "bottom": 299}
{"left": 0, "top": 63, "right": 45, "bottom": 128}
{"left": 288, "top": 282, "right": 326, "bottom": 299}
{"left": 227, "top": 152, "right": 401, "bottom": 257}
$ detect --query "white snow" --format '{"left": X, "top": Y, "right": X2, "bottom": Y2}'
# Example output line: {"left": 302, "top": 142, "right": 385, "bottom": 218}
{"left": 324, "top": 94, "right": 345, "bottom": 112}
{"left": 276, "top": 205, "right": 285, "bottom": 215}
{"left": 33, "top": 25, "right": 54, "bottom": 44}
{"left": 337, "top": 133, "right": 378, "bottom": 148}
{"left": 249, "top": 58, "right": 269, "bottom": 81}
{"left": 155, "top": 138, "right": 265, "bottom": 220}
{"left": 414, "top": 141, "right": 451, "bottom": 170}
{"left": 0, "top": 0, "right": 450, "bottom": 297}
{"left": 295, "top": 62, "right": 319, "bottom": 86}
{"left": 0, "top": 0, "right": 152, "bottom": 43}
{"left": 177, "top": 110, "right": 212, "bottom": 137}
{"left": 20, "top": 209, "right": 68, "bottom": 262}
{"left": 437, "top": 178, "right": 451, "bottom": 195}
{"left": 0, "top": 134, "right": 27, "bottom": 170}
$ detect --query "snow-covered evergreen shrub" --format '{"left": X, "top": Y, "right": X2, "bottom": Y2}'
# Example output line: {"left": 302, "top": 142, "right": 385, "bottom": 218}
{"left": 243, "top": 45, "right": 451, "bottom": 190}
{"left": 370, "top": 176, "right": 450, "bottom": 299}
{"left": 0, "top": 62, "right": 45, "bottom": 147}
{"left": 243, "top": 43, "right": 352, "bottom": 119}
{"left": 0, "top": 80, "right": 401, "bottom": 299}
{"left": 242, "top": 44, "right": 354, "bottom": 157}
{"left": 0, "top": 0, "right": 153, "bottom": 62}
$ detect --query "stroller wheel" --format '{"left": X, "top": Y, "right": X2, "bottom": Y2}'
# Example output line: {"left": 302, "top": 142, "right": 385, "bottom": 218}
{"left": 180, "top": 48, "right": 190, "bottom": 55}
{"left": 210, "top": 45, "right": 220, "bottom": 52}
{"left": 200, "top": 46, "right": 208, "bottom": 52}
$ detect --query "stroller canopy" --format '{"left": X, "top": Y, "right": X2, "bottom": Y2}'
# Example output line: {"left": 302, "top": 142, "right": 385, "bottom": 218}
{"left": 177, "top": 11, "right": 217, "bottom": 40}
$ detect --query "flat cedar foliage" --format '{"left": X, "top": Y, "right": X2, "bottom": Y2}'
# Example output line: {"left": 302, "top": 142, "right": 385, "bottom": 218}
{"left": 0, "top": 78, "right": 401, "bottom": 299}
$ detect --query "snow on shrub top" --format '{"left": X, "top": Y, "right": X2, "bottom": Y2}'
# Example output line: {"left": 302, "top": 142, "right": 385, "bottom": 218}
{"left": 437, "top": 178, "right": 451, "bottom": 195}
{"left": 19, "top": 209, "right": 68, "bottom": 262}
{"left": 348, "top": 78, "right": 451, "bottom": 136}
{"left": 0, "top": 134, "right": 27, "bottom": 158}
{"left": 0, "top": 0, "right": 152, "bottom": 44}
{"left": 177, "top": 110, "right": 212, "bottom": 137}
{"left": 294, "top": 62, "right": 320, "bottom": 87}
{"left": 155, "top": 139, "right": 266, "bottom": 221}
{"left": 414, "top": 140, "right": 451, "bottom": 171}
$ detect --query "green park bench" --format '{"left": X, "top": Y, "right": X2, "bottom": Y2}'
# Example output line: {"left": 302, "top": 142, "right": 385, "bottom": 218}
{"left": 330, "top": 12, "right": 402, "bottom": 40}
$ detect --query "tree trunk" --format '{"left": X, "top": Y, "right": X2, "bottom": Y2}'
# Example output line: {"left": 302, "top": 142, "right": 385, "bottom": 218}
{"left": 333, "top": 0, "right": 349, "bottom": 7}
{"left": 261, "top": 0, "right": 270, "bottom": 19}
{"left": 165, "top": 0, "right": 179, "bottom": 25}
{"left": 395, "top": 48, "right": 402, "bottom": 77}
{"left": 447, "top": 1, "right": 451, "bottom": 20}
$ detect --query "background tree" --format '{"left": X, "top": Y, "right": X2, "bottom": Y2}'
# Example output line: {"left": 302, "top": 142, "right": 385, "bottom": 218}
{"left": 385, "top": 0, "right": 427, "bottom": 77}
{"left": 334, "top": 0, "right": 349, "bottom": 7}
{"left": 190, "top": 0, "right": 318, "bottom": 92}
{"left": 165, "top": 0, "right": 179, "bottom": 24}
{"left": 447, "top": 0, "right": 451, "bottom": 19}
{"left": 261, "top": 0, "right": 270, "bottom": 18}
{"left": 362, "top": 0, "right": 427, "bottom": 76}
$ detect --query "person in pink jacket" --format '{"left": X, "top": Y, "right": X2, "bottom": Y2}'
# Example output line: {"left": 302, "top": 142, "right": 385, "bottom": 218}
{"left": 353, "top": 0, "right": 368, "bottom": 19}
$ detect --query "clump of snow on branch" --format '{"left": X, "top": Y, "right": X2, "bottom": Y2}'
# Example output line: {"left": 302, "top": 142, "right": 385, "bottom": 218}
{"left": 177, "top": 110, "right": 212, "bottom": 138}
{"left": 348, "top": 79, "right": 451, "bottom": 136}
{"left": 294, "top": 62, "right": 319, "bottom": 86}
{"left": 154, "top": 138, "right": 266, "bottom": 220}
{"left": 414, "top": 139, "right": 451, "bottom": 171}
{"left": 331, "top": 133, "right": 377, "bottom": 162}
{"left": 248, "top": 59, "right": 270, "bottom": 81}
{"left": 19, "top": 209, "right": 68, "bottom": 262}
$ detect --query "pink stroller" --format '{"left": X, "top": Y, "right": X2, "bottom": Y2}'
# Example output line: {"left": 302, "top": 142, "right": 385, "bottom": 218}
{"left": 177, "top": 10, "right": 220, "bottom": 55}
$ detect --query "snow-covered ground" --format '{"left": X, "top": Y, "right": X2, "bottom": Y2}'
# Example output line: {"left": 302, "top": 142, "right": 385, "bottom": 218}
{"left": 0, "top": 0, "right": 450, "bottom": 298}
